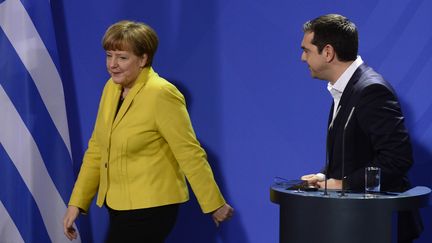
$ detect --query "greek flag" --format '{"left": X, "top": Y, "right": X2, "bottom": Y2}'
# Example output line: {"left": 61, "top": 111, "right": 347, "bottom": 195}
{"left": 0, "top": 0, "right": 81, "bottom": 242}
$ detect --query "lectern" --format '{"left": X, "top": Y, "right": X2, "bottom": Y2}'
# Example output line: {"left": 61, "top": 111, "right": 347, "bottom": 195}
{"left": 270, "top": 185, "right": 430, "bottom": 243}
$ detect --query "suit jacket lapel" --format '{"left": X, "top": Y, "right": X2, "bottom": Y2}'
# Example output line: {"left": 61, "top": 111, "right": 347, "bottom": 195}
{"left": 327, "top": 64, "right": 368, "bottom": 160}
{"left": 330, "top": 64, "right": 367, "bottom": 133}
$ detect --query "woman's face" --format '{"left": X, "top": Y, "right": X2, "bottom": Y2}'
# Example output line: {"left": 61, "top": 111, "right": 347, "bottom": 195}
{"left": 106, "top": 49, "right": 147, "bottom": 89}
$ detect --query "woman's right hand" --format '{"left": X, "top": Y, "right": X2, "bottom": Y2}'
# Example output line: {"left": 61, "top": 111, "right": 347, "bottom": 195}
{"left": 63, "top": 205, "right": 80, "bottom": 240}
{"left": 212, "top": 203, "right": 234, "bottom": 227}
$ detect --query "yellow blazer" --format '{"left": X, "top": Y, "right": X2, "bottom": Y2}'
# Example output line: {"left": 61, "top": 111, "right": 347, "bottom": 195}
{"left": 69, "top": 67, "right": 225, "bottom": 213}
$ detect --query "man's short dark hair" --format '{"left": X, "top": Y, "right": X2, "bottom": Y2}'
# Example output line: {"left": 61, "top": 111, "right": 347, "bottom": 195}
{"left": 303, "top": 14, "right": 358, "bottom": 62}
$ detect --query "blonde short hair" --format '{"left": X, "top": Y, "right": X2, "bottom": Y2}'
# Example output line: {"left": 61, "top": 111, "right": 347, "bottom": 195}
{"left": 102, "top": 20, "right": 159, "bottom": 67}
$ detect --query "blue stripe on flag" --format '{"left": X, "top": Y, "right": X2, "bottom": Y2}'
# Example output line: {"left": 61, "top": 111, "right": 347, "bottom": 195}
{"left": 0, "top": 29, "right": 74, "bottom": 203}
{"left": 0, "top": 144, "right": 51, "bottom": 243}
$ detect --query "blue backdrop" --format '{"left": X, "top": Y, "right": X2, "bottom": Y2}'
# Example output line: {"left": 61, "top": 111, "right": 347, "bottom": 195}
{"left": 51, "top": 0, "right": 431, "bottom": 242}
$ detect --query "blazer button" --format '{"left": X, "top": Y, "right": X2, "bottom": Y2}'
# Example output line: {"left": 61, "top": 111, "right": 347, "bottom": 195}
{"left": 104, "top": 163, "right": 107, "bottom": 168}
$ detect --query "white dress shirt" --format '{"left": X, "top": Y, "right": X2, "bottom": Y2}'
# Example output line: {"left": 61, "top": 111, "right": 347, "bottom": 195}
{"left": 327, "top": 56, "right": 364, "bottom": 120}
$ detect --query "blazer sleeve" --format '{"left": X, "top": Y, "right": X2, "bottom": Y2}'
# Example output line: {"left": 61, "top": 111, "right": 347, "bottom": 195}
{"left": 68, "top": 131, "right": 102, "bottom": 212}
{"left": 68, "top": 83, "right": 110, "bottom": 211}
{"left": 346, "top": 83, "right": 413, "bottom": 190}
{"left": 155, "top": 83, "right": 225, "bottom": 213}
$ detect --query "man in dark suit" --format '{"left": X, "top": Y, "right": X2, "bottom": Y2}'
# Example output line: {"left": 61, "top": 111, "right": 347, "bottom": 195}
{"left": 299, "top": 14, "right": 423, "bottom": 243}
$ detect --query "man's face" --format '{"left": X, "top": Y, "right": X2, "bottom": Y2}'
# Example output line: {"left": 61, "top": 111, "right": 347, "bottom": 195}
{"left": 301, "top": 32, "right": 328, "bottom": 80}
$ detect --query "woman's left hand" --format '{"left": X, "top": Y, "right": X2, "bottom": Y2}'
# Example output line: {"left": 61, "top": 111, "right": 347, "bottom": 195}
{"left": 212, "top": 203, "right": 234, "bottom": 227}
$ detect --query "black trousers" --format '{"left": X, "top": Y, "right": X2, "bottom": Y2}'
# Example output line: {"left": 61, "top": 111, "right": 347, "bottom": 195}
{"left": 398, "top": 209, "right": 423, "bottom": 243}
{"left": 106, "top": 204, "right": 179, "bottom": 243}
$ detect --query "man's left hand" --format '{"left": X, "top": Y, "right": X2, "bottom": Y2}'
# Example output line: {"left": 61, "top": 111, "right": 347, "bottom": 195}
{"left": 317, "top": 179, "right": 342, "bottom": 189}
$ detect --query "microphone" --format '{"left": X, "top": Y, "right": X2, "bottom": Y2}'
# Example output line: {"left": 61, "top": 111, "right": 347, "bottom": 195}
{"left": 340, "top": 106, "right": 355, "bottom": 197}
{"left": 323, "top": 105, "right": 341, "bottom": 196}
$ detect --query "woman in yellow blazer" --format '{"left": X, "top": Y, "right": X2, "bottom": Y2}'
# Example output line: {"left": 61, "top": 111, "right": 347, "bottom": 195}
{"left": 63, "top": 20, "right": 233, "bottom": 242}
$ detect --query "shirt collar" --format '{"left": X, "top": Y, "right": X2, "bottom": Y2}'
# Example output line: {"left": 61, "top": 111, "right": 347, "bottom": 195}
{"left": 327, "top": 56, "right": 364, "bottom": 98}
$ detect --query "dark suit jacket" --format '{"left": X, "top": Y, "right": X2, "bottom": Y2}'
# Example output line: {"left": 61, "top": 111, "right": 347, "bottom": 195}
{"left": 326, "top": 64, "right": 412, "bottom": 192}
{"left": 325, "top": 63, "right": 423, "bottom": 240}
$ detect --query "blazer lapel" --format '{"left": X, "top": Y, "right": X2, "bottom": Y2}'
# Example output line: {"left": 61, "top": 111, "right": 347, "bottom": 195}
{"left": 111, "top": 68, "right": 151, "bottom": 130}
{"left": 105, "top": 85, "right": 122, "bottom": 134}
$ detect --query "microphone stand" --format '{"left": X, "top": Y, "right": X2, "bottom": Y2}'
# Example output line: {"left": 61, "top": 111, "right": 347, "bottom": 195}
{"left": 323, "top": 106, "right": 340, "bottom": 196}
{"left": 323, "top": 145, "right": 329, "bottom": 196}
{"left": 340, "top": 107, "right": 355, "bottom": 197}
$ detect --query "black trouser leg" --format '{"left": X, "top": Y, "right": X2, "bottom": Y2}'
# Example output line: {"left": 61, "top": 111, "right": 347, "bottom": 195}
{"left": 106, "top": 204, "right": 179, "bottom": 243}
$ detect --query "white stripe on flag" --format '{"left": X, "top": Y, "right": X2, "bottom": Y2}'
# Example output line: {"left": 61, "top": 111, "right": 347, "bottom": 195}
{"left": 0, "top": 0, "right": 72, "bottom": 157}
{"left": 0, "top": 86, "right": 81, "bottom": 243}
{"left": 0, "top": 201, "right": 24, "bottom": 243}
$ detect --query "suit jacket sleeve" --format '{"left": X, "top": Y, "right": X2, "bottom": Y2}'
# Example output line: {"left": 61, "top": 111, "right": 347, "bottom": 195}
{"left": 155, "top": 83, "right": 226, "bottom": 213}
{"left": 346, "top": 83, "right": 413, "bottom": 190}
